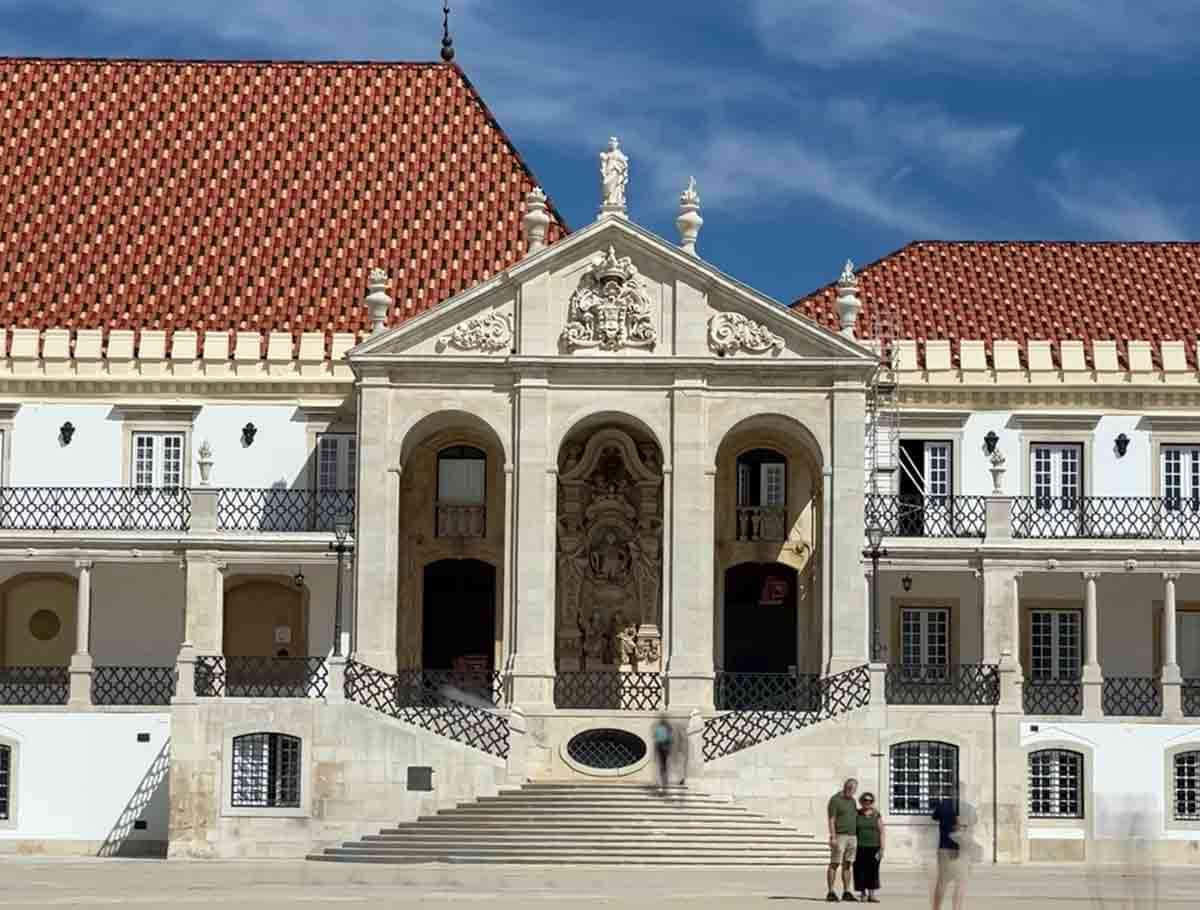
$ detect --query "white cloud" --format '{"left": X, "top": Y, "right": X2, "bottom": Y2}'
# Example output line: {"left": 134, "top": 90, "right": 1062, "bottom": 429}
{"left": 751, "top": 0, "right": 1200, "bottom": 70}
{"left": 1043, "top": 155, "right": 1190, "bottom": 240}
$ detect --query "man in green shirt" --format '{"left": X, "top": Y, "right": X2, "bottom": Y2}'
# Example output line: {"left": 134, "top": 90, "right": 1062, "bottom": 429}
{"left": 826, "top": 778, "right": 860, "bottom": 902}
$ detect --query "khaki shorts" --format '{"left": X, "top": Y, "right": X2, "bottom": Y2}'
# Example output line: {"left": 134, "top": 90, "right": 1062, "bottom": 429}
{"left": 937, "top": 849, "right": 969, "bottom": 883}
{"left": 830, "top": 834, "right": 858, "bottom": 864}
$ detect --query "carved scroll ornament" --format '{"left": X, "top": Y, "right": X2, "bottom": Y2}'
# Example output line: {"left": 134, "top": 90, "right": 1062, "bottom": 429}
{"left": 438, "top": 312, "right": 513, "bottom": 353}
{"left": 707, "top": 312, "right": 784, "bottom": 356}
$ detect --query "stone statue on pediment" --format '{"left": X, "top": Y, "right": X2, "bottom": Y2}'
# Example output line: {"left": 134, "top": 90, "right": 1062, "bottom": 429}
{"left": 600, "top": 136, "right": 629, "bottom": 211}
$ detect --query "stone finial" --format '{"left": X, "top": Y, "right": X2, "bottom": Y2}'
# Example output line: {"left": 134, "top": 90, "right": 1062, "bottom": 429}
{"left": 676, "top": 176, "right": 702, "bottom": 256}
{"left": 599, "top": 136, "right": 629, "bottom": 219}
{"left": 365, "top": 267, "right": 393, "bottom": 334}
{"left": 835, "top": 259, "right": 861, "bottom": 338}
{"left": 522, "top": 186, "right": 550, "bottom": 254}
{"left": 988, "top": 448, "right": 1007, "bottom": 496}
{"left": 197, "top": 439, "right": 214, "bottom": 486}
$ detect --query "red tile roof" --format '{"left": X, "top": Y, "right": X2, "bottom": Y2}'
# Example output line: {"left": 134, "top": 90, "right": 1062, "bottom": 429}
{"left": 0, "top": 57, "right": 566, "bottom": 355}
{"left": 790, "top": 241, "right": 1200, "bottom": 368}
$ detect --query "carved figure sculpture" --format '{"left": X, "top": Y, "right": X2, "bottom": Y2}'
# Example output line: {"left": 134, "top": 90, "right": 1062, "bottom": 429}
{"left": 600, "top": 136, "right": 629, "bottom": 210}
{"left": 615, "top": 623, "right": 638, "bottom": 666}
{"left": 589, "top": 530, "right": 631, "bottom": 583}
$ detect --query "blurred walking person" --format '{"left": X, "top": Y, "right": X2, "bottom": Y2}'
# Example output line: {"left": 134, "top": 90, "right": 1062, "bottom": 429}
{"left": 854, "top": 792, "right": 885, "bottom": 902}
{"left": 931, "top": 781, "right": 978, "bottom": 910}
{"left": 652, "top": 714, "right": 674, "bottom": 791}
{"left": 826, "top": 778, "right": 859, "bottom": 902}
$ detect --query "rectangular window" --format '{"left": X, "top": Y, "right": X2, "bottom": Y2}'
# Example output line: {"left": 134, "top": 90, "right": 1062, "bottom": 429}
{"left": 1029, "top": 749, "right": 1084, "bottom": 819}
{"left": 1030, "top": 610, "right": 1082, "bottom": 681}
{"left": 889, "top": 741, "right": 958, "bottom": 815}
{"left": 1176, "top": 752, "right": 1200, "bottom": 821}
{"left": 0, "top": 743, "right": 9, "bottom": 821}
{"left": 761, "top": 463, "right": 786, "bottom": 508}
{"left": 130, "top": 432, "right": 183, "bottom": 488}
{"left": 316, "top": 434, "right": 357, "bottom": 491}
{"left": 900, "top": 607, "right": 949, "bottom": 671}
{"left": 231, "top": 733, "right": 301, "bottom": 809}
{"left": 1178, "top": 613, "right": 1200, "bottom": 679}
{"left": 898, "top": 440, "right": 953, "bottom": 499}
{"left": 437, "top": 457, "right": 486, "bottom": 504}
{"left": 1031, "top": 443, "right": 1082, "bottom": 509}
{"left": 1162, "top": 446, "right": 1200, "bottom": 511}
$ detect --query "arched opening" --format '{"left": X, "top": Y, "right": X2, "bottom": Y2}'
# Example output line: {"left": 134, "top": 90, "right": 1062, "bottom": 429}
{"left": 0, "top": 575, "right": 77, "bottom": 667}
{"left": 422, "top": 558, "right": 497, "bottom": 673}
{"left": 223, "top": 580, "right": 307, "bottom": 658}
{"left": 722, "top": 562, "right": 798, "bottom": 674}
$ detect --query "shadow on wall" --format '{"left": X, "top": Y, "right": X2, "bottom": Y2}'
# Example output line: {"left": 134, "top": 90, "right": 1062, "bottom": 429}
{"left": 97, "top": 739, "right": 171, "bottom": 858}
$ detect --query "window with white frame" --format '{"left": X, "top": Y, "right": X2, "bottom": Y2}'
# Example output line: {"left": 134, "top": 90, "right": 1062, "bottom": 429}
{"left": 316, "top": 433, "right": 357, "bottom": 492}
{"left": 1173, "top": 751, "right": 1200, "bottom": 821}
{"left": 1031, "top": 443, "right": 1082, "bottom": 509}
{"left": 898, "top": 440, "right": 953, "bottom": 500}
{"left": 0, "top": 743, "right": 10, "bottom": 821}
{"left": 900, "top": 607, "right": 949, "bottom": 675}
{"left": 890, "top": 741, "right": 958, "bottom": 815}
{"left": 736, "top": 449, "right": 787, "bottom": 509}
{"left": 131, "top": 432, "right": 184, "bottom": 489}
{"left": 437, "top": 446, "right": 486, "bottom": 504}
{"left": 1029, "top": 749, "right": 1084, "bottom": 818}
{"left": 230, "top": 732, "right": 301, "bottom": 809}
{"left": 1029, "top": 610, "right": 1082, "bottom": 681}
{"left": 1179, "top": 613, "right": 1200, "bottom": 679}
{"left": 1162, "top": 446, "right": 1200, "bottom": 511}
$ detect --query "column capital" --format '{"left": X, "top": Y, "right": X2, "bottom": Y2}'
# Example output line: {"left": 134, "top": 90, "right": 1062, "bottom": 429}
{"left": 1081, "top": 570, "right": 1101, "bottom": 582}
{"left": 1163, "top": 571, "right": 1181, "bottom": 583}
{"left": 74, "top": 558, "right": 94, "bottom": 571}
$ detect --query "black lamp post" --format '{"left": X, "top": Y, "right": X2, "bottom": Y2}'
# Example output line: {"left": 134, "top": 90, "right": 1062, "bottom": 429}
{"left": 330, "top": 512, "right": 353, "bottom": 658}
{"left": 865, "top": 523, "right": 887, "bottom": 662}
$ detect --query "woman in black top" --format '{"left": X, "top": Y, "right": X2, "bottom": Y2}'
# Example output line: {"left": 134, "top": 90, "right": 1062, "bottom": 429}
{"left": 854, "top": 792, "right": 885, "bottom": 902}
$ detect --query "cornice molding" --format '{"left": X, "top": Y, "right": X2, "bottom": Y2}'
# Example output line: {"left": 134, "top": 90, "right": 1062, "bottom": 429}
{"left": 1006, "top": 412, "right": 1103, "bottom": 432}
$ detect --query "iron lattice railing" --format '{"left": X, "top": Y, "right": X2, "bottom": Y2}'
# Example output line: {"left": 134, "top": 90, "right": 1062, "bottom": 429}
{"left": 1102, "top": 677, "right": 1162, "bottom": 717}
{"left": 703, "top": 664, "right": 871, "bottom": 761}
{"left": 864, "top": 494, "right": 986, "bottom": 539}
{"left": 392, "top": 669, "right": 505, "bottom": 707}
{"left": 1012, "top": 496, "right": 1200, "bottom": 540}
{"left": 0, "top": 487, "right": 190, "bottom": 531}
{"left": 345, "top": 660, "right": 510, "bottom": 758}
{"left": 194, "top": 656, "right": 329, "bottom": 698}
{"left": 714, "top": 672, "right": 821, "bottom": 711}
{"left": 1023, "top": 677, "right": 1083, "bottom": 716}
{"left": 1184, "top": 679, "right": 1200, "bottom": 717}
{"left": 553, "top": 671, "right": 664, "bottom": 711}
{"left": 0, "top": 665, "right": 69, "bottom": 705}
{"left": 92, "top": 666, "right": 176, "bottom": 706}
{"left": 884, "top": 664, "right": 1000, "bottom": 706}
{"left": 216, "top": 489, "right": 355, "bottom": 532}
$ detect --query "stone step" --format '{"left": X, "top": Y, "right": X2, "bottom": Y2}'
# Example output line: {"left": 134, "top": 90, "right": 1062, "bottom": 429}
{"left": 411, "top": 813, "right": 776, "bottom": 825}
{"left": 444, "top": 800, "right": 748, "bottom": 812}
{"left": 359, "top": 833, "right": 822, "bottom": 847}
{"left": 319, "top": 845, "right": 821, "bottom": 859}
{"left": 308, "top": 852, "right": 826, "bottom": 866}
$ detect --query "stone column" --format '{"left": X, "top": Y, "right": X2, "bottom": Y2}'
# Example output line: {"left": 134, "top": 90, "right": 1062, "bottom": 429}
{"left": 1081, "top": 571, "right": 1103, "bottom": 718}
{"left": 984, "top": 566, "right": 1023, "bottom": 711}
{"left": 829, "top": 381, "right": 869, "bottom": 672}
{"left": 508, "top": 372, "right": 557, "bottom": 709}
{"left": 352, "top": 382, "right": 401, "bottom": 673}
{"left": 1162, "top": 572, "right": 1182, "bottom": 719}
{"left": 820, "top": 467, "right": 833, "bottom": 670}
{"left": 68, "top": 559, "right": 94, "bottom": 708}
{"left": 658, "top": 464, "right": 673, "bottom": 670}
{"left": 666, "top": 377, "right": 715, "bottom": 710}
{"left": 184, "top": 555, "right": 226, "bottom": 654}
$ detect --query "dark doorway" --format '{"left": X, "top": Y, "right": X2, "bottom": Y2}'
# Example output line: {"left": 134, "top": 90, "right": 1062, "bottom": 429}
{"left": 422, "top": 559, "right": 496, "bottom": 671}
{"left": 723, "top": 562, "right": 798, "bottom": 673}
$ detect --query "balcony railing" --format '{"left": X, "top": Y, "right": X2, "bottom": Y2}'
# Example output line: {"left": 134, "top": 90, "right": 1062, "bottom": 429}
{"left": 217, "top": 489, "right": 355, "bottom": 532}
{"left": 92, "top": 665, "right": 176, "bottom": 706}
{"left": 735, "top": 506, "right": 788, "bottom": 542}
{"left": 393, "top": 669, "right": 505, "bottom": 707}
{"left": 554, "top": 671, "right": 664, "bottom": 711}
{"left": 1102, "top": 676, "right": 1162, "bottom": 717}
{"left": 865, "top": 494, "right": 986, "bottom": 539}
{"left": 1023, "top": 676, "right": 1083, "bottom": 715}
{"left": 715, "top": 671, "right": 820, "bottom": 711}
{"left": 1012, "top": 496, "right": 1200, "bottom": 540}
{"left": 195, "top": 656, "right": 328, "bottom": 698}
{"left": 0, "top": 487, "right": 190, "bottom": 531}
{"left": 1185, "top": 679, "right": 1200, "bottom": 717}
{"left": 0, "top": 665, "right": 69, "bottom": 705}
{"left": 435, "top": 502, "right": 486, "bottom": 538}
{"left": 885, "top": 664, "right": 999, "bottom": 706}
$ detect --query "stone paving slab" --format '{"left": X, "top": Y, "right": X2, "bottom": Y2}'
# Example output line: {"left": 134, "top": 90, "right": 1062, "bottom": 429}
{"left": 1, "top": 858, "right": 1197, "bottom": 908}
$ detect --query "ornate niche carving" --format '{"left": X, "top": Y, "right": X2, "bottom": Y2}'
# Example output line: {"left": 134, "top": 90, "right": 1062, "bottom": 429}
{"left": 707, "top": 312, "right": 784, "bottom": 356}
{"left": 556, "top": 429, "right": 663, "bottom": 672}
{"left": 438, "top": 312, "right": 513, "bottom": 353}
{"left": 561, "top": 246, "right": 656, "bottom": 352}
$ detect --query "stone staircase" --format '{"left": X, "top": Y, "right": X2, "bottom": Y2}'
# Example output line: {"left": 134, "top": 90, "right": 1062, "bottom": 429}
{"left": 308, "top": 782, "right": 826, "bottom": 865}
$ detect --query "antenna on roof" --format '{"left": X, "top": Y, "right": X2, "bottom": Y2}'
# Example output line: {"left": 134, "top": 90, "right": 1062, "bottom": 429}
{"left": 440, "top": 1, "right": 456, "bottom": 62}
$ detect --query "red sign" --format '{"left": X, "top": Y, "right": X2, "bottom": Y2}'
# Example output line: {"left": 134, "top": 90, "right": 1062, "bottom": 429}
{"left": 759, "top": 577, "right": 789, "bottom": 606}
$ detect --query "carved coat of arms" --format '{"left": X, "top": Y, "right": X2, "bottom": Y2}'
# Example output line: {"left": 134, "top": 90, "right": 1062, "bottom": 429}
{"left": 561, "top": 246, "right": 656, "bottom": 351}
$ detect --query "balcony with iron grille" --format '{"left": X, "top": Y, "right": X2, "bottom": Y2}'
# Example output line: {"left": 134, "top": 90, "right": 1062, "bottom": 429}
{"left": 865, "top": 494, "right": 987, "bottom": 539}
{"left": 1012, "top": 496, "right": 1200, "bottom": 540}
{"left": 1023, "top": 676, "right": 1083, "bottom": 716}
{"left": 884, "top": 664, "right": 999, "bottom": 706}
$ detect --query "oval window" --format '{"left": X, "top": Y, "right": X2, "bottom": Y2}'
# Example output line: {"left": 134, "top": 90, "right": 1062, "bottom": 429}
{"left": 28, "top": 609, "right": 62, "bottom": 642}
{"left": 566, "top": 728, "right": 647, "bottom": 770}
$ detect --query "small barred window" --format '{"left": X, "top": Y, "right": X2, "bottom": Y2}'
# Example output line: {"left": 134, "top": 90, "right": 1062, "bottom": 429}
{"left": 0, "top": 744, "right": 10, "bottom": 821}
{"left": 890, "top": 740, "right": 958, "bottom": 815}
{"left": 231, "top": 733, "right": 301, "bottom": 809}
{"left": 1174, "top": 751, "right": 1200, "bottom": 821}
{"left": 1028, "top": 749, "right": 1084, "bottom": 818}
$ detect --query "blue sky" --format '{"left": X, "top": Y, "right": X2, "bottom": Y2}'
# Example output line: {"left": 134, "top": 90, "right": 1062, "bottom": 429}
{"left": 1, "top": 0, "right": 1196, "bottom": 304}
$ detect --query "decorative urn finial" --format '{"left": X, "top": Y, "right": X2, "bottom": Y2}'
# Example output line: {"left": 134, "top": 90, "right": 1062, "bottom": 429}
{"left": 599, "top": 136, "right": 629, "bottom": 219}
{"left": 365, "top": 267, "right": 393, "bottom": 334}
{"left": 989, "top": 448, "right": 1007, "bottom": 496}
{"left": 676, "top": 176, "right": 703, "bottom": 256}
{"left": 835, "top": 259, "right": 862, "bottom": 338}
{"left": 523, "top": 186, "right": 550, "bottom": 254}
{"left": 197, "top": 439, "right": 214, "bottom": 486}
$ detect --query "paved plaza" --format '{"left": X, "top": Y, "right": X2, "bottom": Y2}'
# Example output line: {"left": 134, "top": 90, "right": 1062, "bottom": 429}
{"left": 1, "top": 859, "right": 1197, "bottom": 909}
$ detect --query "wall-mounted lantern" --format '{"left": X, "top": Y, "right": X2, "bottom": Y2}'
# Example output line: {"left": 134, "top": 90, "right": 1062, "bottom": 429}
{"left": 59, "top": 421, "right": 75, "bottom": 446}
{"left": 293, "top": 567, "right": 305, "bottom": 588}
{"left": 983, "top": 431, "right": 999, "bottom": 455}
{"left": 902, "top": 574, "right": 913, "bottom": 592}
{"left": 241, "top": 422, "right": 258, "bottom": 447}
{"left": 1115, "top": 433, "right": 1130, "bottom": 457}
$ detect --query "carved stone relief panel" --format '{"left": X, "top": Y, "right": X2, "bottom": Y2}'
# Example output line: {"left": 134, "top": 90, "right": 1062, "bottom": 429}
{"left": 556, "top": 428, "right": 663, "bottom": 672}
{"left": 561, "top": 246, "right": 657, "bottom": 352}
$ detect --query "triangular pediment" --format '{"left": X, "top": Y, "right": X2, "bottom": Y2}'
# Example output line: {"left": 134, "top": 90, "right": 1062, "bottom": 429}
{"left": 350, "top": 217, "right": 876, "bottom": 368}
